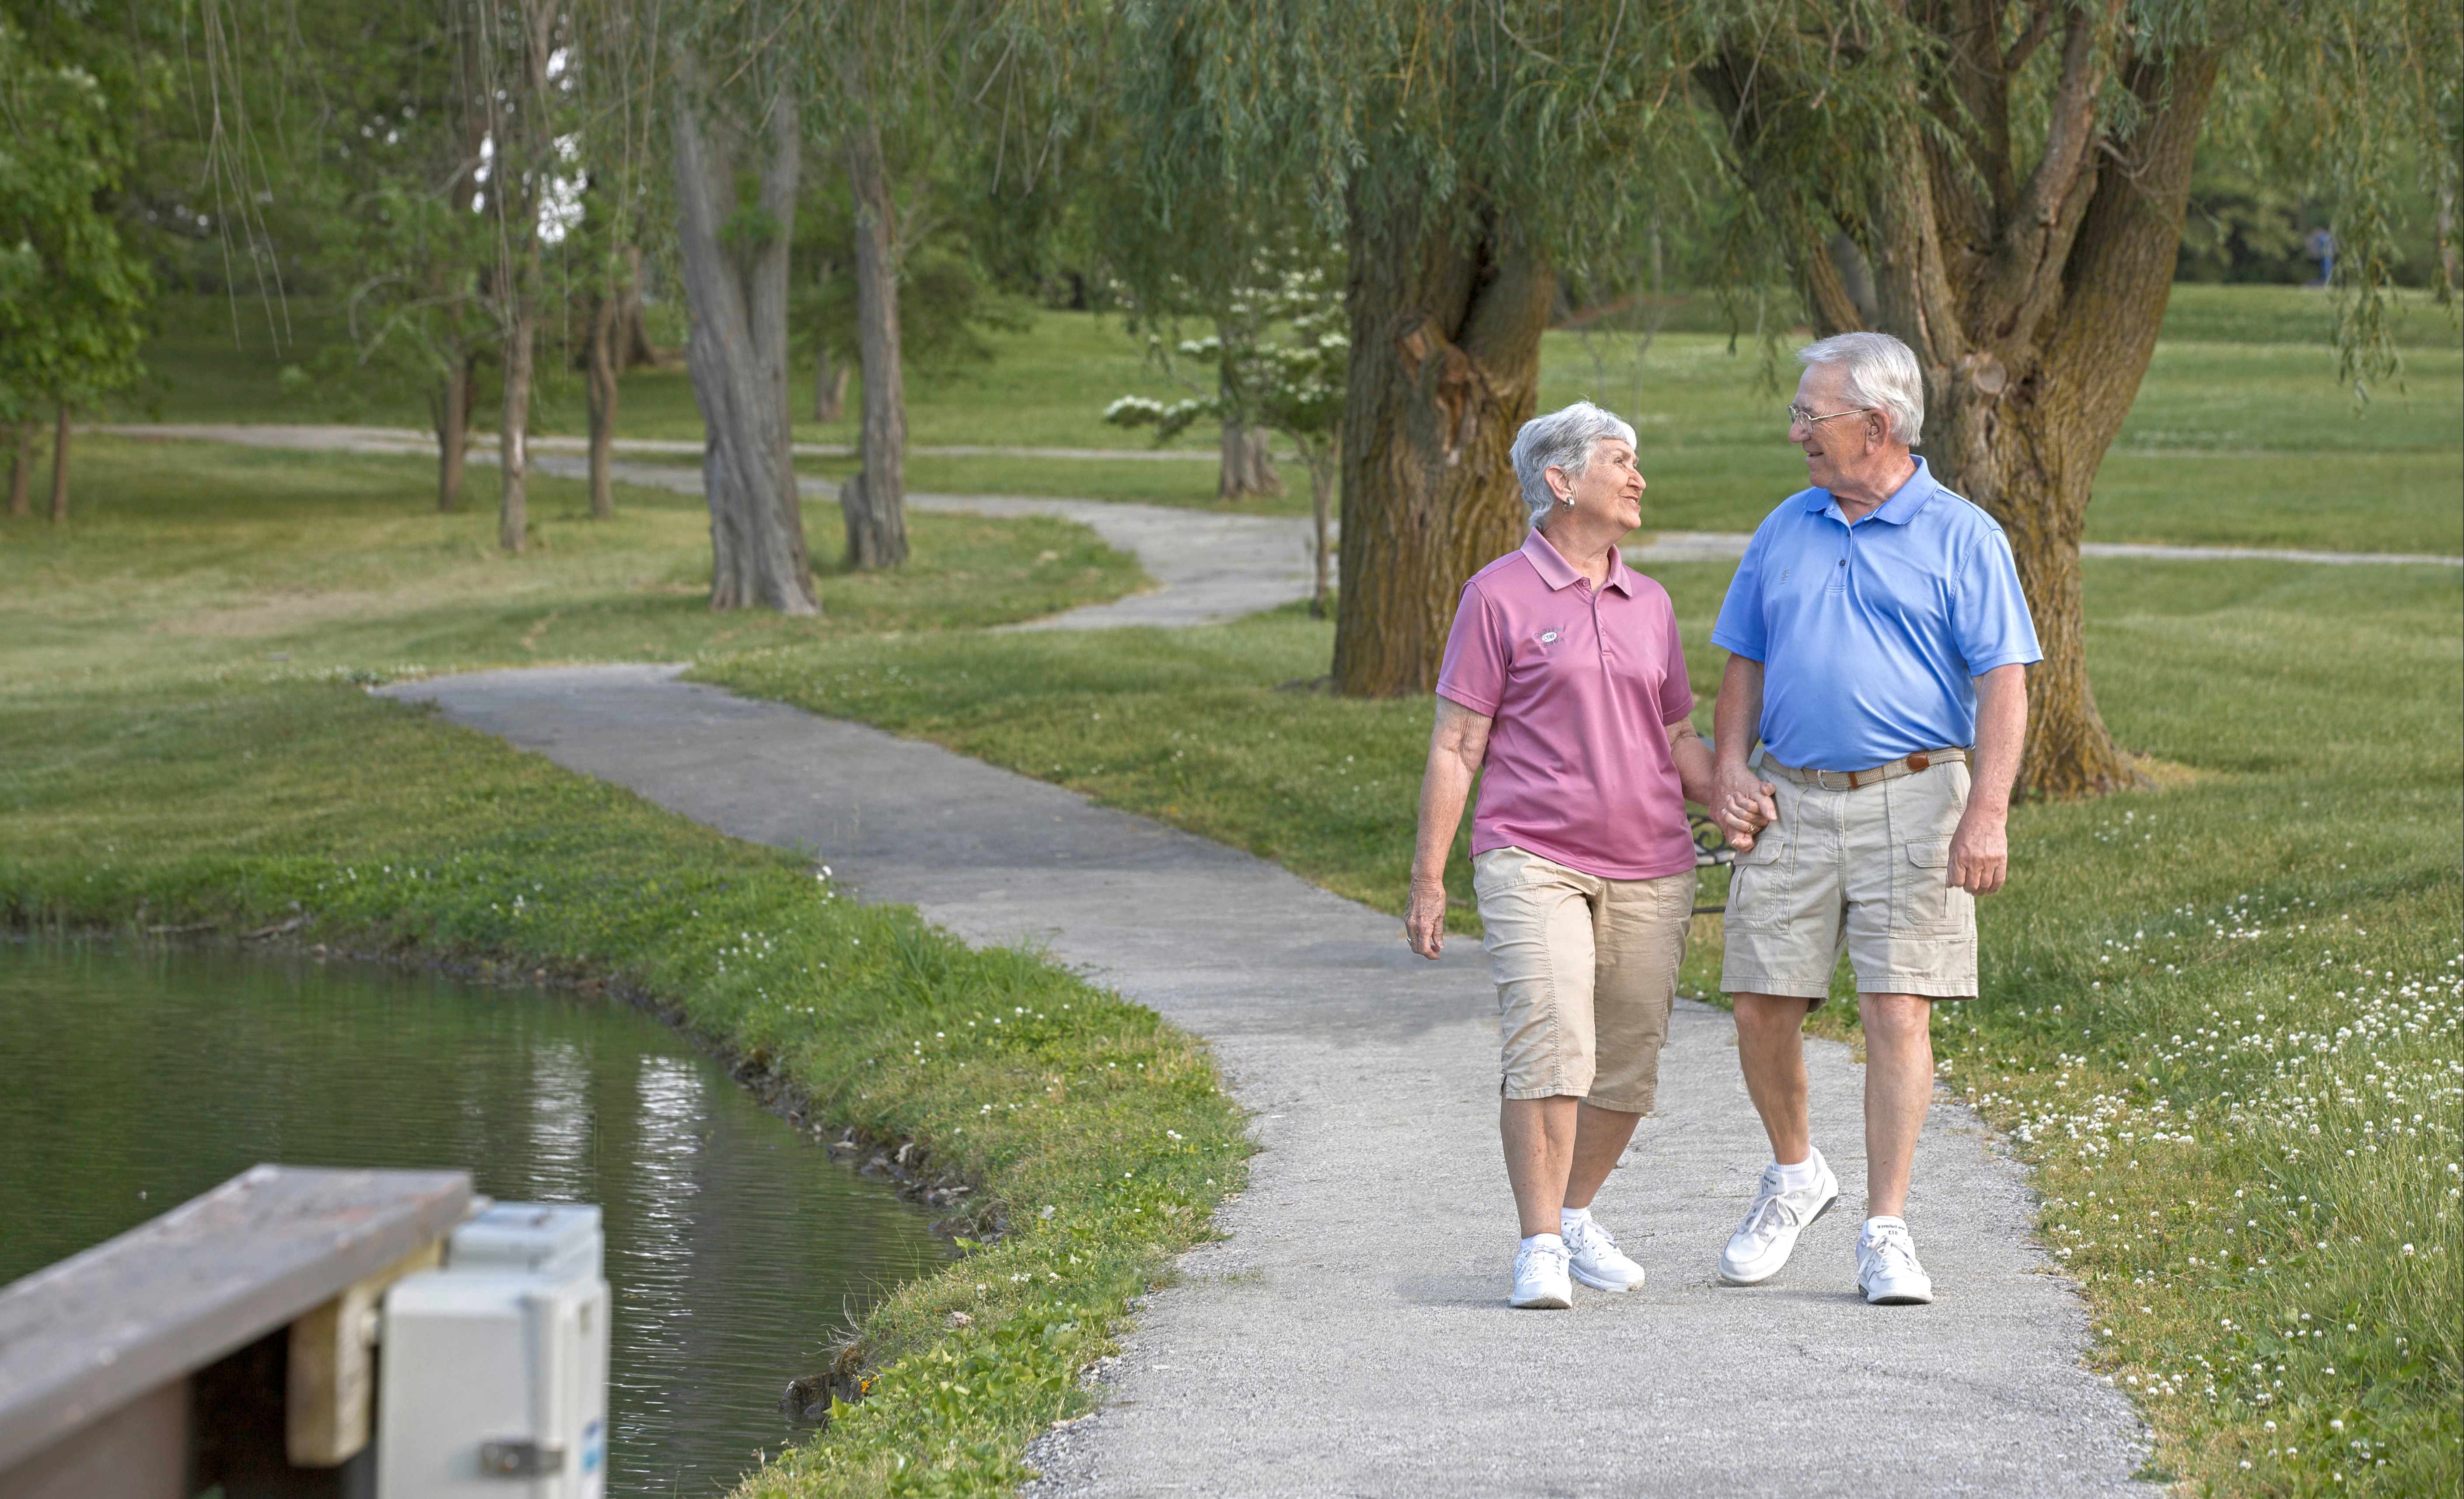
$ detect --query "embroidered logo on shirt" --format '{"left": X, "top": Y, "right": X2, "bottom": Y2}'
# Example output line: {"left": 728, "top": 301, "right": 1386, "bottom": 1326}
{"left": 1539, "top": 631, "right": 1559, "bottom": 644}
{"left": 1779, "top": 568, "right": 1791, "bottom": 584}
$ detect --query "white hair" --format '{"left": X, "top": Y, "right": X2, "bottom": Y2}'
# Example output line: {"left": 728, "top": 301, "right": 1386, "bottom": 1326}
{"left": 1797, "top": 331, "right": 1925, "bottom": 447}
{"left": 1509, "top": 401, "right": 1638, "bottom": 530}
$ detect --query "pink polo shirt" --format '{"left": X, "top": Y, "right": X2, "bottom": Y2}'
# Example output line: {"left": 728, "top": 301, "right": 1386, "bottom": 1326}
{"left": 1436, "top": 529, "right": 1697, "bottom": 881}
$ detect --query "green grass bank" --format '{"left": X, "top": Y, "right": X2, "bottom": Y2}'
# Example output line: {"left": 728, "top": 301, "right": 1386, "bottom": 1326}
{"left": 0, "top": 452, "right": 1235, "bottom": 1497}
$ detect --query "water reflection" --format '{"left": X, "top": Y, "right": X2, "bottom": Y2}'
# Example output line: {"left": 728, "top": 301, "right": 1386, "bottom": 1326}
{"left": 0, "top": 944, "right": 946, "bottom": 1497}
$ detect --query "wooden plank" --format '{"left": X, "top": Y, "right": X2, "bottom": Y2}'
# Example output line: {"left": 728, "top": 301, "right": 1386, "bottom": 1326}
{"left": 0, "top": 1164, "right": 469, "bottom": 1472}
{"left": 284, "top": 1239, "right": 443, "bottom": 1466}
{"left": 0, "top": 1379, "right": 185, "bottom": 1499}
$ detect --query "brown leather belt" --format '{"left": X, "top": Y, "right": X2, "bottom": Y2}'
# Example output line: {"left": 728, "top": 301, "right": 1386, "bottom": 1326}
{"left": 1760, "top": 747, "right": 1969, "bottom": 792}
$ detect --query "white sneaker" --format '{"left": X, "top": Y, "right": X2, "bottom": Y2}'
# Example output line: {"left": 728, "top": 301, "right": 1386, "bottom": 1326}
{"left": 1716, "top": 1149, "right": 1840, "bottom": 1286}
{"left": 1857, "top": 1217, "right": 1934, "bottom": 1305}
{"left": 1510, "top": 1237, "right": 1574, "bottom": 1309}
{"left": 1563, "top": 1215, "right": 1646, "bottom": 1292}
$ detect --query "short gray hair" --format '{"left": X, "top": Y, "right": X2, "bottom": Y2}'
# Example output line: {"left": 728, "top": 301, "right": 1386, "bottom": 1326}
{"left": 1510, "top": 401, "right": 1638, "bottom": 529}
{"left": 1797, "top": 331, "right": 1924, "bottom": 447}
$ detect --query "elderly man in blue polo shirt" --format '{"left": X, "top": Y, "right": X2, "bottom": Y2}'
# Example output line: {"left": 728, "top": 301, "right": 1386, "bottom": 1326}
{"left": 1708, "top": 330, "right": 2041, "bottom": 1306}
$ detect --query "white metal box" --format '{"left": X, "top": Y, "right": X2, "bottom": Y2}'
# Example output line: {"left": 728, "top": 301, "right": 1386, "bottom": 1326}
{"left": 446, "top": 1203, "right": 603, "bottom": 1283}
{"left": 375, "top": 1206, "right": 610, "bottom": 1499}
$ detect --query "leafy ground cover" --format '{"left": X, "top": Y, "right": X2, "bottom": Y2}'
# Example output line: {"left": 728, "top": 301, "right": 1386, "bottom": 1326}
{"left": 702, "top": 556, "right": 2464, "bottom": 1496}
{"left": 120, "top": 287, "right": 2463, "bottom": 550}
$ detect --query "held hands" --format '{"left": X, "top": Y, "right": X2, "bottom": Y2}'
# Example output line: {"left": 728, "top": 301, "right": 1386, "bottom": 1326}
{"left": 1715, "top": 766, "right": 1778, "bottom": 852}
{"left": 1405, "top": 874, "right": 1450, "bottom": 960}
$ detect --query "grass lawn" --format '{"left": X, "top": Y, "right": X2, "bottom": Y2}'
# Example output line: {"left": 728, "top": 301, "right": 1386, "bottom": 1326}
{"left": 2, "top": 437, "right": 1142, "bottom": 685}
{"left": 701, "top": 555, "right": 2464, "bottom": 1496}
{"left": 119, "top": 285, "right": 2462, "bottom": 552}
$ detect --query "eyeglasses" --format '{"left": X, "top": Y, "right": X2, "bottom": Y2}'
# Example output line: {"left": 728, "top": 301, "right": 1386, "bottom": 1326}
{"left": 1785, "top": 403, "right": 1876, "bottom": 430}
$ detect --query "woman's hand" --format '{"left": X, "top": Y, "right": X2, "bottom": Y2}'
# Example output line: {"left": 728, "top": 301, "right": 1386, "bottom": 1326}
{"left": 1405, "top": 874, "right": 1450, "bottom": 960}
{"left": 1715, "top": 767, "right": 1778, "bottom": 851}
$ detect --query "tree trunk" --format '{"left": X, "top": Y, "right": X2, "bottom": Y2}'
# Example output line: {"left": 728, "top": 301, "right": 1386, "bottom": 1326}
{"left": 7, "top": 423, "right": 31, "bottom": 517}
{"left": 614, "top": 244, "right": 649, "bottom": 371}
{"left": 434, "top": 358, "right": 470, "bottom": 512}
{"left": 585, "top": 285, "right": 621, "bottom": 520}
{"left": 1934, "top": 397, "right": 2127, "bottom": 795}
{"left": 48, "top": 403, "right": 69, "bottom": 522}
{"left": 1918, "top": 51, "right": 2221, "bottom": 796}
{"left": 672, "top": 78, "right": 815, "bottom": 614}
{"left": 1826, "top": 232, "right": 1878, "bottom": 327}
{"left": 1306, "top": 436, "right": 1338, "bottom": 618}
{"left": 1332, "top": 194, "right": 1555, "bottom": 696}
{"left": 1216, "top": 421, "right": 1285, "bottom": 502}
{"left": 843, "top": 116, "right": 909, "bottom": 570}
{"left": 1722, "top": 23, "right": 2222, "bottom": 796}
{"left": 490, "top": 0, "right": 555, "bottom": 557}
{"left": 813, "top": 344, "right": 848, "bottom": 422}
{"left": 498, "top": 305, "right": 534, "bottom": 554}
{"left": 2437, "top": 185, "right": 2457, "bottom": 294}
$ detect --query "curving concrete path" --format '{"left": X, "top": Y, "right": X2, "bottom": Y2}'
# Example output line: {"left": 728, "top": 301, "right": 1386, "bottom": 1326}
{"left": 95, "top": 422, "right": 1255, "bottom": 463}
{"left": 378, "top": 663, "right": 2152, "bottom": 1496}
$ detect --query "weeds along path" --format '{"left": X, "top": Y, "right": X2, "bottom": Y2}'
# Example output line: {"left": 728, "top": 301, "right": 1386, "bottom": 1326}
{"left": 380, "top": 662, "right": 2150, "bottom": 1496}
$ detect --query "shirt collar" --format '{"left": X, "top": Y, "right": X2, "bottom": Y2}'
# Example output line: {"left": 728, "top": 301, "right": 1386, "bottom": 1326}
{"left": 1803, "top": 455, "right": 1942, "bottom": 526}
{"left": 1521, "top": 528, "right": 1634, "bottom": 595}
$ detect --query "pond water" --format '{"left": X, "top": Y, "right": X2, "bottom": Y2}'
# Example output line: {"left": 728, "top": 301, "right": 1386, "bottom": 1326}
{"left": 0, "top": 943, "right": 945, "bottom": 1496}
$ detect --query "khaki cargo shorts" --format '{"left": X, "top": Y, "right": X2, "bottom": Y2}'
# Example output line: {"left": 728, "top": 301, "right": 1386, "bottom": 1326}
{"left": 1472, "top": 846, "right": 1692, "bottom": 1113}
{"left": 1719, "top": 758, "right": 1977, "bottom": 1007}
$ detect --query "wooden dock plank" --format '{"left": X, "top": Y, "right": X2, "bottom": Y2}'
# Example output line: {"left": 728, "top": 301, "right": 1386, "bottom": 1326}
{"left": 0, "top": 1164, "right": 470, "bottom": 1470}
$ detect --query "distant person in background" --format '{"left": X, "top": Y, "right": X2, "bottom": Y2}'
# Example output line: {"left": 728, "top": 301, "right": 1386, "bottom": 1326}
{"left": 1708, "top": 331, "right": 2040, "bottom": 1306}
{"left": 1406, "top": 400, "right": 1717, "bottom": 1310}
{"left": 2306, "top": 227, "right": 2336, "bottom": 288}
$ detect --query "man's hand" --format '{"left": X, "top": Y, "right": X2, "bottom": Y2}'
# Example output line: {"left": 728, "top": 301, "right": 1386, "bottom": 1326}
{"left": 1711, "top": 654, "right": 1777, "bottom": 852}
{"left": 1405, "top": 875, "right": 1450, "bottom": 959}
{"left": 1715, "top": 764, "right": 1778, "bottom": 851}
{"left": 1947, "top": 810, "right": 2008, "bottom": 895}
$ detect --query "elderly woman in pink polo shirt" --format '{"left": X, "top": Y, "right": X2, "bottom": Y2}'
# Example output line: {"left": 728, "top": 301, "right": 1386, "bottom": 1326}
{"left": 1405, "top": 400, "right": 1717, "bottom": 1311}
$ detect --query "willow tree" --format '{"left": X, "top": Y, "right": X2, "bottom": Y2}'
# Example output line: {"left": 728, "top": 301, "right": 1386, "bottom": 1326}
{"left": 1702, "top": 0, "right": 2460, "bottom": 794}
{"left": 825, "top": 0, "right": 1016, "bottom": 571}
{"left": 670, "top": 58, "right": 817, "bottom": 614}
{"left": 1115, "top": 3, "right": 1714, "bottom": 696}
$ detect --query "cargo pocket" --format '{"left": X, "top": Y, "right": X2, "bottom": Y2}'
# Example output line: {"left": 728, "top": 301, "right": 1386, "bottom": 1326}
{"left": 1892, "top": 837, "right": 1969, "bottom": 936}
{"left": 1724, "top": 831, "right": 1788, "bottom": 930}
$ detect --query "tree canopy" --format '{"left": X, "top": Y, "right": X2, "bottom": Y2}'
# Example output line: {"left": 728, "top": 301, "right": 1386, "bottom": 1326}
{"left": 0, "top": 13, "right": 151, "bottom": 430}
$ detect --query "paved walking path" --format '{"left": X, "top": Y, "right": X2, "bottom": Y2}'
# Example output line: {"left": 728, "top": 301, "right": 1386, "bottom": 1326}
{"left": 101, "top": 423, "right": 2458, "bottom": 568}
{"left": 380, "top": 663, "right": 2150, "bottom": 1496}
{"left": 523, "top": 452, "right": 1320, "bottom": 630}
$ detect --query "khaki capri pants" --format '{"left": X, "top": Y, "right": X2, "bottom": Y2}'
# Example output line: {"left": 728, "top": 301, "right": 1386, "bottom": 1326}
{"left": 1472, "top": 846, "right": 1693, "bottom": 1114}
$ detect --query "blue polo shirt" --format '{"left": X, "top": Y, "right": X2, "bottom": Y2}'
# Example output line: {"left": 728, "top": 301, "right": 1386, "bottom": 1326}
{"left": 1711, "top": 456, "right": 2042, "bottom": 771}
